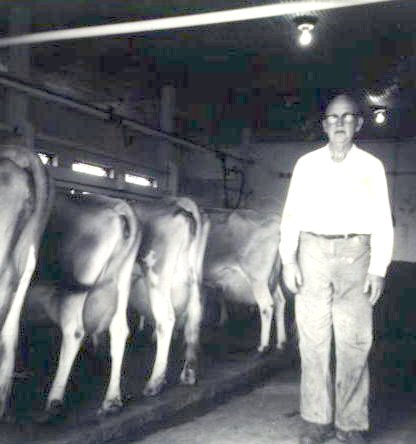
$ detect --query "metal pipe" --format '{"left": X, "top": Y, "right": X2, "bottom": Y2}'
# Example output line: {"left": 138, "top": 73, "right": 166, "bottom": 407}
{"left": 0, "top": 0, "right": 396, "bottom": 47}
{"left": 0, "top": 73, "right": 253, "bottom": 164}
{"left": 0, "top": 74, "right": 108, "bottom": 119}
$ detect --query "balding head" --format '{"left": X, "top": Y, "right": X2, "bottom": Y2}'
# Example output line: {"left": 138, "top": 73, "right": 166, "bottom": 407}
{"left": 326, "top": 94, "right": 360, "bottom": 116}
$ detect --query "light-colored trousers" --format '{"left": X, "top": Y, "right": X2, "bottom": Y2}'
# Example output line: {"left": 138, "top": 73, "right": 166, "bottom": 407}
{"left": 296, "top": 232, "right": 373, "bottom": 432}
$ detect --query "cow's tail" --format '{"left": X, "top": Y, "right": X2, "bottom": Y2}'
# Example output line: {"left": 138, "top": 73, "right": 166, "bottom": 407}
{"left": 83, "top": 198, "right": 142, "bottom": 336}
{"left": 269, "top": 247, "right": 289, "bottom": 350}
{"left": 0, "top": 145, "right": 53, "bottom": 330}
{"left": 107, "top": 198, "right": 142, "bottom": 284}
{"left": 197, "top": 211, "right": 211, "bottom": 284}
{"left": 15, "top": 146, "right": 54, "bottom": 271}
{"left": 173, "top": 205, "right": 197, "bottom": 237}
{"left": 268, "top": 248, "right": 281, "bottom": 295}
{"left": 172, "top": 198, "right": 210, "bottom": 283}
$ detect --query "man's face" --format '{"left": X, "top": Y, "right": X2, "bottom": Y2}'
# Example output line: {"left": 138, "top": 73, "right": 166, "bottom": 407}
{"left": 322, "top": 96, "right": 363, "bottom": 145}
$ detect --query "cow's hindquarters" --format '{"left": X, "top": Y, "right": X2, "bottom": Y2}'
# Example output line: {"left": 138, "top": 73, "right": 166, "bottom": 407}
{"left": 0, "top": 149, "right": 52, "bottom": 418}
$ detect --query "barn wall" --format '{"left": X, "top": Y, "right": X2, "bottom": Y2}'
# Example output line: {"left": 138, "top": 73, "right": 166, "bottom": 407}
{"left": 234, "top": 138, "right": 416, "bottom": 263}
{"left": 0, "top": 88, "right": 229, "bottom": 205}
{"left": 30, "top": 99, "right": 167, "bottom": 179}
{"left": 178, "top": 147, "right": 245, "bottom": 208}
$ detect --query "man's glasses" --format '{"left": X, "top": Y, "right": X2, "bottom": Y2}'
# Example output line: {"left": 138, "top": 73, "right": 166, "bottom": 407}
{"left": 324, "top": 113, "right": 358, "bottom": 125}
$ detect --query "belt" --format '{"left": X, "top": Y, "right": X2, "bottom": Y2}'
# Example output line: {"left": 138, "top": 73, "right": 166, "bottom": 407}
{"left": 304, "top": 232, "right": 366, "bottom": 240}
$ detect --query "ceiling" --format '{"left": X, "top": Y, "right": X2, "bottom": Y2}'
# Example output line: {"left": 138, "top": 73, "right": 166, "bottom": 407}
{"left": 0, "top": 0, "right": 415, "bottom": 143}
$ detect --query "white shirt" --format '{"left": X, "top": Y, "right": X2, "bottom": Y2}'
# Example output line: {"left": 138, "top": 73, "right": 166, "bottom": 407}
{"left": 279, "top": 144, "right": 394, "bottom": 277}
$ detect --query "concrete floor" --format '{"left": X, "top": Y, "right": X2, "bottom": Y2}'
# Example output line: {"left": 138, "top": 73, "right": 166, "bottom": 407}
{"left": 128, "top": 367, "right": 302, "bottom": 444}
{"left": 128, "top": 366, "right": 416, "bottom": 444}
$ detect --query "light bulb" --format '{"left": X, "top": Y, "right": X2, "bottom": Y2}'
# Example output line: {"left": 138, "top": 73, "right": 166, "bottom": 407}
{"left": 299, "top": 29, "right": 312, "bottom": 46}
{"left": 297, "top": 22, "right": 314, "bottom": 47}
{"left": 374, "top": 109, "right": 386, "bottom": 125}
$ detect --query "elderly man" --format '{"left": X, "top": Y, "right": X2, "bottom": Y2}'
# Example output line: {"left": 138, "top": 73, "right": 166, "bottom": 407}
{"left": 279, "top": 94, "right": 394, "bottom": 444}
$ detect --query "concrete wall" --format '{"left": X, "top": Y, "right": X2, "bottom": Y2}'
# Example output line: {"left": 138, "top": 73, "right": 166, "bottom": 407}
{"left": 233, "top": 138, "right": 416, "bottom": 263}
{"left": 31, "top": 99, "right": 166, "bottom": 178}
{"left": 0, "top": 87, "right": 229, "bottom": 204}
{"left": 179, "top": 148, "right": 245, "bottom": 208}
{"left": 391, "top": 141, "right": 416, "bottom": 263}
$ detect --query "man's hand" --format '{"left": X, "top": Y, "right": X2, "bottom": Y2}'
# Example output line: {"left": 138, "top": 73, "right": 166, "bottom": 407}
{"left": 282, "top": 262, "right": 303, "bottom": 294}
{"left": 363, "top": 273, "right": 385, "bottom": 306}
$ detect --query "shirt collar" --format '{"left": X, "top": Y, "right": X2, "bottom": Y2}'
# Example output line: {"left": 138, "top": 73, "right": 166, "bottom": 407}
{"left": 324, "top": 143, "right": 357, "bottom": 163}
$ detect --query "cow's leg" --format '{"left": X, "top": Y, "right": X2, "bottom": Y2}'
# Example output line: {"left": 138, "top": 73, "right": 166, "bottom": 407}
{"left": 139, "top": 315, "right": 146, "bottom": 331}
{"left": 99, "top": 255, "right": 135, "bottom": 416}
{"left": 0, "top": 245, "right": 36, "bottom": 418}
{"left": 143, "top": 279, "right": 175, "bottom": 397}
{"left": 46, "top": 292, "right": 85, "bottom": 412}
{"left": 273, "top": 283, "right": 287, "bottom": 350}
{"left": 180, "top": 270, "right": 202, "bottom": 386}
{"left": 180, "top": 213, "right": 209, "bottom": 385}
{"left": 252, "top": 281, "right": 274, "bottom": 353}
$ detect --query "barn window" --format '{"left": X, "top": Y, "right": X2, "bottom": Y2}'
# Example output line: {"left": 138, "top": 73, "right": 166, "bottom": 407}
{"left": 69, "top": 189, "right": 91, "bottom": 195}
{"left": 37, "top": 152, "right": 56, "bottom": 166}
{"left": 71, "top": 161, "right": 112, "bottom": 178}
{"left": 125, "top": 173, "right": 157, "bottom": 188}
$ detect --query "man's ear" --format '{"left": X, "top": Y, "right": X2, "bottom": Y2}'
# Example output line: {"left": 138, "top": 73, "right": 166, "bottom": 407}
{"left": 355, "top": 116, "right": 364, "bottom": 133}
{"left": 322, "top": 119, "right": 329, "bottom": 135}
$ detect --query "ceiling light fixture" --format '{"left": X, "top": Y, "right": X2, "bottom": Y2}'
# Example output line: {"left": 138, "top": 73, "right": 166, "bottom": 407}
{"left": 368, "top": 93, "right": 386, "bottom": 106}
{"left": 294, "top": 17, "right": 317, "bottom": 47}
{"left": 0, "top": 0, "right": 396, "bottom": 48}
{"left": 367, "top": 84, "right": 399, "bottom": 106}
{"left": 374, "top": 108, "right": 387, "bottom": 125}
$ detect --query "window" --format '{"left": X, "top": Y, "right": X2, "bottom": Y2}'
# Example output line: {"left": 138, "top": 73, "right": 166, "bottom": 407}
{"left": 69, "top": 189, "right": 91, "bottom": 195}
{"left": 37, "top": 152, "right": 56, "bottom": 166}
{"left": 71, "top": 161, "right": 112, "bottom": 178}
{"left": 125, "top": 173, "right": 158, "bottom": 188}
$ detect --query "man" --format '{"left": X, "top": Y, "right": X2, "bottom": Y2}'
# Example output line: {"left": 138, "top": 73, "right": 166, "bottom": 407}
{"left": 279, "top": 94, "right": 394, "bottom": 444}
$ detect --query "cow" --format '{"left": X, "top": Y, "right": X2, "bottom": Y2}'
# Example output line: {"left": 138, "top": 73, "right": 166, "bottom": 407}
{"left": 203, "top": 208, "right": 286, "bottom": 354}
{"left": 129, "top": 197, "right": 210, "bottom": 396}
{"left": 25, "top": 191, "right": 141, "bottom": 419}
{"left": 0, "top": 144, "right": 53, "bottom": 418}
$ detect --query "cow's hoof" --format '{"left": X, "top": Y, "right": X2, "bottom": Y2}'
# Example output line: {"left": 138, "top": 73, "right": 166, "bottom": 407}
{"left": 276, "top": 342, "right": 287, "bottom": 353}
{"left": 255, "top": 345, "right": 272, "bottom": 359}
{"left": 142, "top": 380, "right": 165, "bottom": 397}
{"left": 180, "top": 367, "right": 196, "bottom": 386}
{"left": 35, "top": 400, "right": 65, "bottom": 424}
{"left": 97, "top": 399, "right": 123, "bottom": 417}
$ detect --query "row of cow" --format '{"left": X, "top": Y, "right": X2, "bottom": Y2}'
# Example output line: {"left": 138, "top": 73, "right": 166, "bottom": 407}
{"left": 0, "top": 144, "right": 287, "bottom": 421}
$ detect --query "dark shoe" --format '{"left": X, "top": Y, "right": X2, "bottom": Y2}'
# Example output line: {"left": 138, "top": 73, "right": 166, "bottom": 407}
{"left": 299, "top": 421, "right": 334, "bottom": 444}
{"left": 336, "top": 429, "right": 367, "bottom": 444}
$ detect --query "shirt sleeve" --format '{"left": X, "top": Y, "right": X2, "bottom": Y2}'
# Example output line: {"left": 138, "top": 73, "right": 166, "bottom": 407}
{"left": 368, "top": 160, "right": 394, "bottom": 277}
{"left": 279, "top": 159, "right": 304, "bottom": 265}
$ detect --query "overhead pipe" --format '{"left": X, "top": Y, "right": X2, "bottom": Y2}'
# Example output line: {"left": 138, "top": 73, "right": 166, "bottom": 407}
{"left": 0, "top": 74, "right": 108, "bottom": 119}
{"left": 0, "top": 73, "right": 253, "bottom": 164}
{"left": 0, "top": 0, "right": 395, "bottom": 47}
